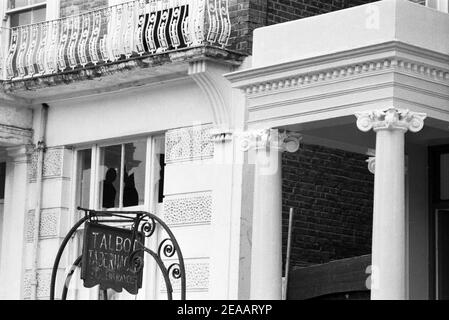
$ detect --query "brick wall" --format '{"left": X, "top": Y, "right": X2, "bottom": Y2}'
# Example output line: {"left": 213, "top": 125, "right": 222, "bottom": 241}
{"left": 60, "top": 0, "right": 108, "bottom": 17}
{"left": 282, "top": 144, "right": 374, "bottom": 269}
{"left": 229, "top": 0, "right": 378, "bottom": 54}
{"left": 267, "top": 0, "right": 379, "bottom": 25}
{"left": 231, "top": 0, "right": 428, "bottom": 54}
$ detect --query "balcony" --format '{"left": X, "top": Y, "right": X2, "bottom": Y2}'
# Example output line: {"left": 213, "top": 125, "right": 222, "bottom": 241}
{"left": 0, "top": 0, "right": 241, "bottom": 99}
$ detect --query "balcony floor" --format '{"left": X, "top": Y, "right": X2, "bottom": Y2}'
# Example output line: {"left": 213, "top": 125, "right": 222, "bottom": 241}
{"left": 1, "top": 46, "right": 244, "bottom": 104}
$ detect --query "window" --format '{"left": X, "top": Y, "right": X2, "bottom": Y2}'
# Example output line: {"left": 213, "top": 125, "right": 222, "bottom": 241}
{"left": 426, "top": 0, "right": 449, "bottom": 12}
{"left": 76, "top": 149, "right": 92, "bottom": 209}
{"left": 99, "top": 141, "right": 147, "bottom": 210}
{"left": 75, "top": 137, "right": 165, "bottom": 212}
{"left": 72, "top": 137, "right": 165, "bottom": 300}
{"left": 7, "top": 0, "right": 46, "bottom": 28}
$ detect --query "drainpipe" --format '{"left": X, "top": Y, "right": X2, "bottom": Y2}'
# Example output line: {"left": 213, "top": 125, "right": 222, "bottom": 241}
{"left": 30, "top": 103, "right": 49, "bottom": 300}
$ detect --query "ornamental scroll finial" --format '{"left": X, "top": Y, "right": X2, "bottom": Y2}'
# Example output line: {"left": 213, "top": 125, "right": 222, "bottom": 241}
{"left": 356, "top": 108, "right": 427, "bottom": 133}
{"left": 367, "top": 157, "right": 376, "bottom": 174}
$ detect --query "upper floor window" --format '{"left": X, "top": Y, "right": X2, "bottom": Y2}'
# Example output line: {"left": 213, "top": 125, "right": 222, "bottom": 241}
{"left": 7, "top": 0, "right": 46, "bottom": 28}
{"left": 426, "top": 0, "right": 449, "bottom": 12}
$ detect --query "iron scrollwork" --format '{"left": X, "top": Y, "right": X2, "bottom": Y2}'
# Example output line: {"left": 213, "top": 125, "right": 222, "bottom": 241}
{"left": 50, "top": 208, "right": 186, "bottom": 300}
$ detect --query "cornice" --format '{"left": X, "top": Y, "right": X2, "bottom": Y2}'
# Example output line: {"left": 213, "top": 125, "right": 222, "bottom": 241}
{"left": 240, "top": 57, "right": 449, "bottom": 97}
{"left": 226, "top": 42, "right": 449, "bottom": 97}
{"left": 227, "top": 41, "right": 449, "bottom": 83}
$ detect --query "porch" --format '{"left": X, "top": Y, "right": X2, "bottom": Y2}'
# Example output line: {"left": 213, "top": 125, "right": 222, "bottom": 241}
{"left": 226, "top": 0, "right": 449, "bottom": 300}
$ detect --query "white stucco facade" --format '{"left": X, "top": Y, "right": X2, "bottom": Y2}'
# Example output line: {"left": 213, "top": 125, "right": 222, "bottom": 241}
{"left": 0, "top": 0, "right": 448, "bottom": 300}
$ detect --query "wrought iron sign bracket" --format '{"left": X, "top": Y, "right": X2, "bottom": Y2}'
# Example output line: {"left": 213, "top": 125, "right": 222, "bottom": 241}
{"left": 50, "top": 207, "right": 186, "bottom": 300}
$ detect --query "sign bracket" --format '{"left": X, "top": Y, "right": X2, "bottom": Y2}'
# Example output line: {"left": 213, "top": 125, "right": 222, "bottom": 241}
{"left": 49, "top": 207, "right": 186, "bottom": 300}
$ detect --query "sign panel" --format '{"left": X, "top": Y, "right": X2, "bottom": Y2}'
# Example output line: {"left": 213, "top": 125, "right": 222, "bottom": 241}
{"left": 81, "top": 222, "right": 144, "bottom": 295}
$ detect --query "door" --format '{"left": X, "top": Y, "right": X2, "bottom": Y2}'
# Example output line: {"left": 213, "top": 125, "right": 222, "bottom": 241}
{"left": 430, "top": 146, "right": 449, "bottom": 300}
{"left": 436, "top": 210, "right": 449, "bottom": 300}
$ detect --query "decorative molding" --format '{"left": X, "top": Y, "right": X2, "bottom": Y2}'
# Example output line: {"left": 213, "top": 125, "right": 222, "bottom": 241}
{"left": 240, "top": 129, "right": 302, "bottom": 153}
{"left": 160, "top": 262, "right": 209, "bottom": 292}
{"left": 6, "top": 145, "right": 32, "bottom": 164}
{"left": 356, "top": 108, "right": 427, "bottom": 133}
{"left": 189, "top": 60, "right": 232, "bottom": 128}
{"left": 26, "top": 209, "right": 61, "bottom": 242}
{"left": 210, "top": 128, "right": 233, "bottom": 144}
{"left": 0, "top": 124, "right": 33, "bottom": 146}
{"left": 28, "top": 148, "right": 64, "bottom": 181}
{"left": 23, "top": 272, "right": 32, "bottom": 299}
{"left": 367, "top": 157, "right": 376, "bottom": 175}
{"left": 240, "top": 58, "right": 449, "bottom": 97}
{"left": 163, "top": 192, "right": 212, "bottom": 226}
{"left": 165, "top": 125, "right": 214, "bottom": 163}
{"left": 23, "top": 269, "right": 52, "bottom": 299}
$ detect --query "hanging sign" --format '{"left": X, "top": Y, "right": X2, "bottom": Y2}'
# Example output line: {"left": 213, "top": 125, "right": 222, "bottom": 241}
{"left": 81, "top": 222, "right": 144, "bottom": 295}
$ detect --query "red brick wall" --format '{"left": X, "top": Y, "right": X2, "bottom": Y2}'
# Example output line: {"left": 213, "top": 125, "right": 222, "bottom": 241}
{"left": 267, "top": 0, "right": 379, "bottom": 25}
{"left": 282, "top": 144, "right": 374, "bottom": 269}
{"left": 230, "top": 0, "right": 428, "bottom": 54}
{"left": 228, "top": 0, "right": 379, "bottom": 53}
{"left": 60, "top": 0, "right": 108, "bottom": 17}
{"left": 228, "top": 0, "right": 268, "bottom": 53}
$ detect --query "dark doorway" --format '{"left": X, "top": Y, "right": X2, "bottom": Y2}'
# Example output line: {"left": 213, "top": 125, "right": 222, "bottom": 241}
{"left": 436, "top": 210, "right": 449, "bottom": 300}
{"left": 429, "top": 145, "right": 449, "bottom": 300}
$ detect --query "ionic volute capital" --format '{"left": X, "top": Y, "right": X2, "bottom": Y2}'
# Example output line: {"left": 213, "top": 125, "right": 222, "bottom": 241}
{"left": 356, "top": 108, "right": 427, "bottom": 133}
{"left": 367, "top": 157, "right": 376, "bottom": 175}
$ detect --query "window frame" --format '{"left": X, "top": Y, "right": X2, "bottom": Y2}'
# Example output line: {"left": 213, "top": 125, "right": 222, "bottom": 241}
{"left": 68, "top": 135, "right": 165, "bottom": 300}
{"left": 97, "top": 140, "right": 149, "bottom": 211}
{"left": 6, "top": 1, "right": 46, "bottom": 14}
{"left": 426, "top": 0, "right": 449, "bottom": 12}
{"left": 6, "top": 0, "right": 47, "bottom": 28}
{"left": 1, "top": 0, "right": 59, "bottom": 28}
{"left": 70, "top": 134, "right": 165, "bottom": 220}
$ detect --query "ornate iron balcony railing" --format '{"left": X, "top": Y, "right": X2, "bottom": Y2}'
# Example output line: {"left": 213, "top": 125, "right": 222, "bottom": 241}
{"left": 0, "top": 0, "right": 231, "bottom": 81}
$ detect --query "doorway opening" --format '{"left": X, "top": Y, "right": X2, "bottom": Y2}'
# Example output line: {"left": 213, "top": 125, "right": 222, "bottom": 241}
{"left": 282, "top": 143, "right": 374, "bottom": 300}
{"left": 429, "top": 145, "right": 449, "bottom": 300}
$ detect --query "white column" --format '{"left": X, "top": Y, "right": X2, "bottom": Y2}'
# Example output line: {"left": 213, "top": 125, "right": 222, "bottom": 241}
{"left": 0, "top": 146, "right": 30, "bottom": 300}
{"left": 247, "top": 130, "right": 301, "bottom": 300}
{"left": 356, "top": 108, "right": 426, "bottom": 300}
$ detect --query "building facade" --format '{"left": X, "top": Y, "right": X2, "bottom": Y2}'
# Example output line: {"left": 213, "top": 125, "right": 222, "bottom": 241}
{"left": 0, "top": 0, "right": 448, "bottom": 300}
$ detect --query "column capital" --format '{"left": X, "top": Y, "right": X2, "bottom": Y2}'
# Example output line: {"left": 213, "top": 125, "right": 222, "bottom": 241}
{"left": 241, "top": 129, "right": 302, "bottom": 153}
{"left": 367, "top": 157, "right": 376, "bottom": 174}
{"left": 356, "top": 108, "right": 427, "bottom": 133}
